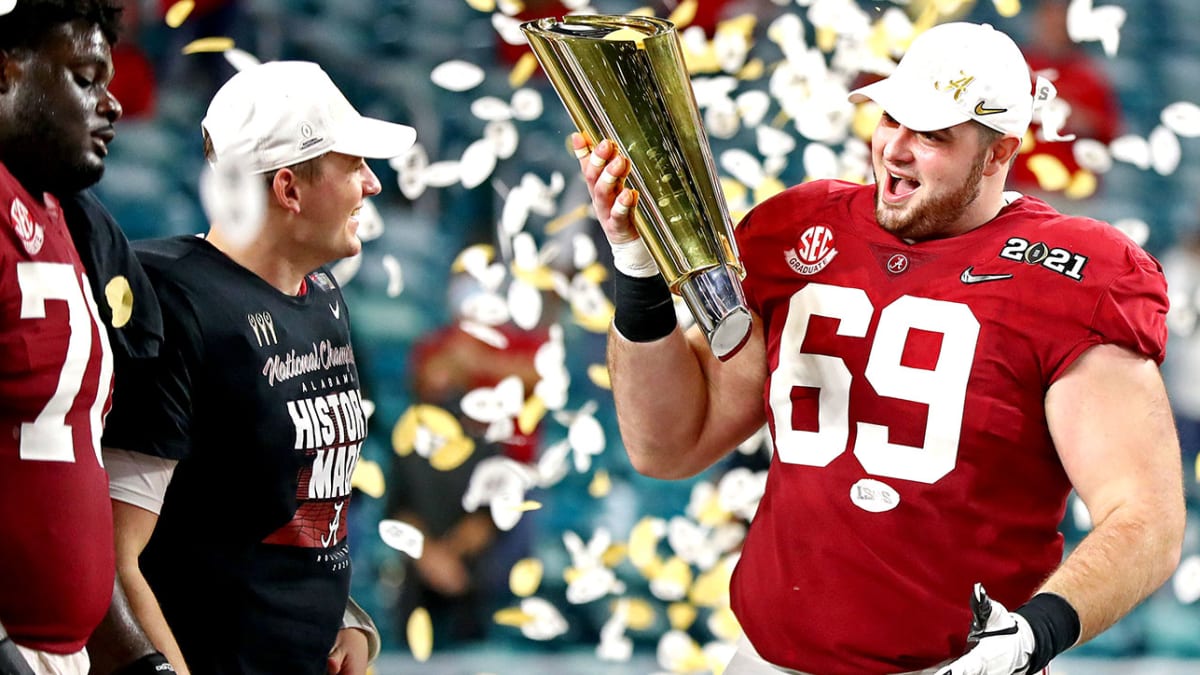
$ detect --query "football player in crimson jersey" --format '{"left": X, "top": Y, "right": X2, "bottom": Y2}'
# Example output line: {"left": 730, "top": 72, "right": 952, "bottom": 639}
{"left": 571, "top": 22, "right": 1184, "bottom": 675}
{"left": 0, "top": 2, "right": 169, "bottom": 675}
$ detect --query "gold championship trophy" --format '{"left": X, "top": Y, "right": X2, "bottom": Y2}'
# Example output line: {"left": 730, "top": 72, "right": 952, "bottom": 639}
{"left": 521, "top": 15, "right": 752, "bottom": 360}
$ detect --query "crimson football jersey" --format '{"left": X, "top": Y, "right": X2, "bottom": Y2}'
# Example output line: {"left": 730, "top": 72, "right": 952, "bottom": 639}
{"left": 0, "top": 162, "right": 115, "bottom": 652}
{"left": 730, "top": 180, "right": 1167, "bottom": 674}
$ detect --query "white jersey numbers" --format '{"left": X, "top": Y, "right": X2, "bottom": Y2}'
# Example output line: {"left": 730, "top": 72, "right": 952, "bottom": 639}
{"left": 770, "top": 283, "right": 979, "bottom": 484}
{"left": 16, "top": 261, "right": 112, "bottom": 465}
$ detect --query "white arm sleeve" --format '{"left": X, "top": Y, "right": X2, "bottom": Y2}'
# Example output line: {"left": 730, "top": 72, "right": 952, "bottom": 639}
{"left": 104, "top": 447, "right": 177, "bottom": 515}
{"left": 342, "top": 596, "right": 382, "bottom": 662}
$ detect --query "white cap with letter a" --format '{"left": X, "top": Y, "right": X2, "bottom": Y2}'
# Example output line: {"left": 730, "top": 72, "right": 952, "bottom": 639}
{"left": 849, "top": 22, "right": 1059, "bottom": 139}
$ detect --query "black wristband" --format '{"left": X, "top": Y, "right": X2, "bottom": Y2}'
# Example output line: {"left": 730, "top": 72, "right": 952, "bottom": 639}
{"left": 1015, "top": 593, "right": 1081, "bottom": 671}
{"left": 0, "top": 638, "right": 35, "bottom": 675}
{"left": 113, "top": 652, "right": 176, "bottom": 675}
{"left": 612, "top": 269, "right": 677, "bottom": 342}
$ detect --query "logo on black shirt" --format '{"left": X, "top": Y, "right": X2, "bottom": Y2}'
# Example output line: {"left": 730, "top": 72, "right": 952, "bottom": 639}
{"left": 248, "top": 311, "right": 278, "bottom": 346}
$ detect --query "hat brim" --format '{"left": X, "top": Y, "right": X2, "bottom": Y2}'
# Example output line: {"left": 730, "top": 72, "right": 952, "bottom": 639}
{"left": 333, "top": 116, "right": 417, "bottom": 160}
{"left": 848, "top": 78, "right": 970, "bottom": 133}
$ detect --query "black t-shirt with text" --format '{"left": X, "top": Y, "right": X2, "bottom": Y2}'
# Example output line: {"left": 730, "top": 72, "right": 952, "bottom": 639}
{"left": 104, "top": 236, "right": 366, "bottom": 674}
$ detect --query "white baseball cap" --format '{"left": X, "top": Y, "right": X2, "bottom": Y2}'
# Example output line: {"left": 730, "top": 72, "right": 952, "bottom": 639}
{"left": 201, "top": 61, "right": 417, "bottom": 174}
{"left": 849, "top": 22, "right": 1038, "bottom": 138}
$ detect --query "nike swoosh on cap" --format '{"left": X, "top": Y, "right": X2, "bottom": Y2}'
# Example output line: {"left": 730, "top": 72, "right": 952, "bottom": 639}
{"left": 960, "top": 267, "right": 1013, "bottom": 284}
{"left": 974, "top": 101, "right": 1007, "bottom": 116}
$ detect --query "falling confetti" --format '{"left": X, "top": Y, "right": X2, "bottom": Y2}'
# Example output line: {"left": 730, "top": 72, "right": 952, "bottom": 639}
{"left": 406, "top": 607, "right": 434, "bottom": 661}
{"left": 164, "top": 0, "right": 195, "bottom": 28}
{"left": 181, "top": 37, "right": 235, "bottom": 55}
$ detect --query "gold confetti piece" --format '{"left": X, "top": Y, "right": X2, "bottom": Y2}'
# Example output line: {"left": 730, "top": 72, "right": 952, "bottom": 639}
{"left": 588, "top": 468, "right": 612, "bottom": 498}
{"left": 696, "top": 492, "right": 730, "bottom": 527}
{"left": 815, "top": 26, "right": 837, "bottom": 53}
{"left": 623, "top": 598, "right": 656, "bottom": 631}
{"left": 992, "top": 0, "right": 1021, "bottom": 17}
{"left": 1065, "top": 169, "right": 1098, "bottom": 200}
{"left": 716, "top": 13, "right": 757, "bottom": 38}
{"left": 563, "top": 566, "right": 583, "bottom": 585}
{"left": 667, "top": 0, "right": 697, "bottom": 28}
{"left": 601, "top": 542, "right": 627, "bottom": 568}
{"left": 629, "top": 6, "right": 654, "bottom": 16}
{"left": 181, "top": 37, "right": 235, "bottom": 55}
{"left": 544, "top": 202, "right": 591, "bottom": 235}
{"left": 579, "top": 262, "right": 609, "bottom": 285}
{"left": 720, "top": 177, "right": 748, "bottom": 205}
{"left": 852, "top": 102, "right": 883, "bottom": 142}
{"left": 407, "top": 607, "right": 433, "bottom": 662}
{"left": 451, "top": 244, "right": 495, "bottom": 272}
{"left": 667, "top": 602, "right": 697, "bottom": 631}
{"left": 654, "top": 556, "right": 694, "bottom": 595}
{"left": 350, "top": 459, "right": 386, "bottom": 499}
{"left": 391, "top": 408, "right": 418, "bottom": 456}
{"left": 164, "top": 0, "right": 194, "bottom": 28}
{"left": 629, "top": 517, "right": 663, "bottom": 570}
{"left": 509, "top": 52, "right": 538, "bottom": 90}
{"left": 690, "top": 562, "right": 732, "bottom": 607}
{"left": 1027, "top": 153, "right": 1071, "bottom": 192}
{"left": 429, "top": 436, "right": 476, "bottom": 471}
{"left": 735, "top": 58, "right": 764, "bottom": 81}
{"left": 493, "top": 607, "right": 533, "bottom": 627}
{"left": 572, "top": 299, "right": 615, "bottom": 334}
{"left": 511, "top": 263, "right": 559, "bottom": 291}
{"left": 753, "top": 176, "right": 786, "bottom": 206}
{"left": 509, "top": 558, "right": 543, "bottom": 597}
{"left": 392, "top": 404, "right": 465, "bottom": 456}
{"left": 104, "top": 276, "right": 133, "bottom": 328}
{"left": 517, "top": 395, "right": 546, "bottom": 435}
{"left": 464, "top": 0, "right": 495, "bottom": 11}
{"left": 587, "top": 364, "right": 612, "bottom": 390}
{"left": 1019, "top": 129, "right": 1036, "bottom": 154}
{"left": 517, "top": 500, "right": 542, "bottom": 512}
{"left": 707, "top": 605, "right": 742, "bottom": 642}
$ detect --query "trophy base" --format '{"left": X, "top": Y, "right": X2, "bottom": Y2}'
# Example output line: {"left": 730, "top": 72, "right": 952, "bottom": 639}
{"left": 679, "top": 265, "right": 753, "bottom": 362}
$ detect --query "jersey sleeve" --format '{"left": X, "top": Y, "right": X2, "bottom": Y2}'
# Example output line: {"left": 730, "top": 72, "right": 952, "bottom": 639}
{"left": 102, "top": 275, "right": 202, "bottom": 461}
{"left": 1051, "top": 249, "right": 1168, "bottom": 381}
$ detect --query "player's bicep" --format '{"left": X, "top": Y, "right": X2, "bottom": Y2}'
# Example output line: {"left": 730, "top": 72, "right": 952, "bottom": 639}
{"left": 1045, "top": 343, "right": 1182, "bottom": 525}
{"left": 686, "top": 313, "right": 769, "bottom": 455}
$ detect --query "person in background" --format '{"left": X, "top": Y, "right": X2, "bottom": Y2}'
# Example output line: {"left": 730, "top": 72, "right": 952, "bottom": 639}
{"left": 574, "top": 21, "right": 1182, "bottom": 675}
{"left": 1009, "top": 0, "right": 1122, "bottom": 198}
{"left": 0, "top": 1, "right": 169, "bottom": 674}
{"left": 98, "top": 60, "right": 416, "bottom": 674}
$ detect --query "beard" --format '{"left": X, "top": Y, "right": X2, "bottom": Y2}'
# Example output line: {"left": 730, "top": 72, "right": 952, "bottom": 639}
{"left": 7, "top": 113, "right": 105, "bottom": 197}
{"left": 874, "top": 151, "right": 987, "bottom": 242}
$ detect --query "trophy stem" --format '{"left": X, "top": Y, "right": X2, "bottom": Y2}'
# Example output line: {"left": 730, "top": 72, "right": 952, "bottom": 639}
{"left": 678, "top": 266, "right": 752, "bottom": 362}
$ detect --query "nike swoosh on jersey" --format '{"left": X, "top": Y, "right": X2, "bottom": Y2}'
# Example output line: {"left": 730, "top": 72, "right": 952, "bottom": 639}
{"left": 960, "top": 267, "right": 1013, "bottom": 284}
{"left": 330, "top": 302, "right": 341, "bottom": 318}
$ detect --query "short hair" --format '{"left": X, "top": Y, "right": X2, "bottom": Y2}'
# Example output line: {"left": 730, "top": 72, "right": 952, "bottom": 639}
{"left": 0, "top": 0, "right": 124, "bottom": 51}
{"left": 202, "top": 131, "right": 324, "bottom": 187}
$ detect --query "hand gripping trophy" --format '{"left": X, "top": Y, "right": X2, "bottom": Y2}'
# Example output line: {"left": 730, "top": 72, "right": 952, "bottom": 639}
{"left": 522, "top": 15, "right": 752, "bottom": 360}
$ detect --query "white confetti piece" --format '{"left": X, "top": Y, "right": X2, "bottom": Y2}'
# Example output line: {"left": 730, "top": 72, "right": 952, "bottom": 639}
{"left": 802, "top": 142, "right": 839, "bottom": 180}
{"left": 423, "top": 160, "right": 463, "bottom": 188}
{"left": 1109, "top": 134, "right": 1151, "bottom": 170}
{"left": 1066, "top": 0, "right": 1125, "bottom": 57}
{"left": 1161, "top": 101, "right": 1200, "bottom": 138}
{"left": 597, "top": 600, "right": 634, "bottom": 662}
{"left": 491, "top": 12, "right": 527, "bottom": 46}
{"left": 720, "top": 148, "right": 766, "bottom": 189}
{"left": 484, "top": 119, "right": 520, "bottom": 160}
{"left": 567, "top": 411, "right": 605, "bottom": 473}
{"left": 430, "top": 59, "right": 486, "bottom": 92}
{"left": 755, "top": 125, "right": 795, "bottom": 159}
{"left": 737, "top": 91, "right": 771, "bottom": 128}
{"left": 222, "top": 47, "right": 261, "bottom": 72}
{"left": 459, "top": 320, "right": 509, "bottom": 349}
{"left": 378, "top": 519, "right": 424, "bottom": 559}
{"left": 1112, "top": 218, "right": 1150, "bottom": 248}
{"left": 1149, "top": 124, "right": 1182, "bottom": 176}
{"left": 460, "top": 138, "right": 499, "bottom": 189}
{"left": 460, "top": 291, "right": 510, "bottom": 326}
{"left": 381, "top": 253, "right": 405, "bottom": 295}
{"left": 471, "top": 95, "right": 514, "bottom": 122}
{"left": 1173, "top": 555, "right": 1200, "bottom": 605}
{"left": 353, "top": 198, "right": 384, "bottom": 242}
{"left": 391, "top": 143, "right": 428, "bottom": 200}
{"left": 518, "top": 597, "right": 569, "bottom": 640}
{"left": 510, "top": 88, "right": 544, "bottom": 121}
{"left": 508, "top": 278, "right": 543, "bottom": 330}
{"left": 1072, "top": 138, "right": 1113, "bottom": 174}
{"left": 199, "top": 157, "right": 266, "bottom": 249}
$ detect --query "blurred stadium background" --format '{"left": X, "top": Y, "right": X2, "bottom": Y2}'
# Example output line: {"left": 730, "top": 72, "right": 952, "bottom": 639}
{"left": 104, "top": 0, "right": 1200, "bottom": 672}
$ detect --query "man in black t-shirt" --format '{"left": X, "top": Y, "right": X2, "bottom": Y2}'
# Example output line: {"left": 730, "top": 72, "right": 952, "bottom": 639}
{"left": 100, "top": 61, "right": 416, "bottom": 675}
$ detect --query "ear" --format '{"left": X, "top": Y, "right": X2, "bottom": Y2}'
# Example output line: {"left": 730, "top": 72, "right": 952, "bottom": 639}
{"left": 269, "top": 168, "right": 303, "bottom": 214}
{"left": 982, "top": 135, "right": 1022, "bottom": 177}
{"left": 0, "top": 48, "right": 25, "bottom": 94}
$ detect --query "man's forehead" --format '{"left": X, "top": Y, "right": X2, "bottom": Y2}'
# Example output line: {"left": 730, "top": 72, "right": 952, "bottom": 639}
{"left": 42, "top": 19, "right": 113, "bottom": 60}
